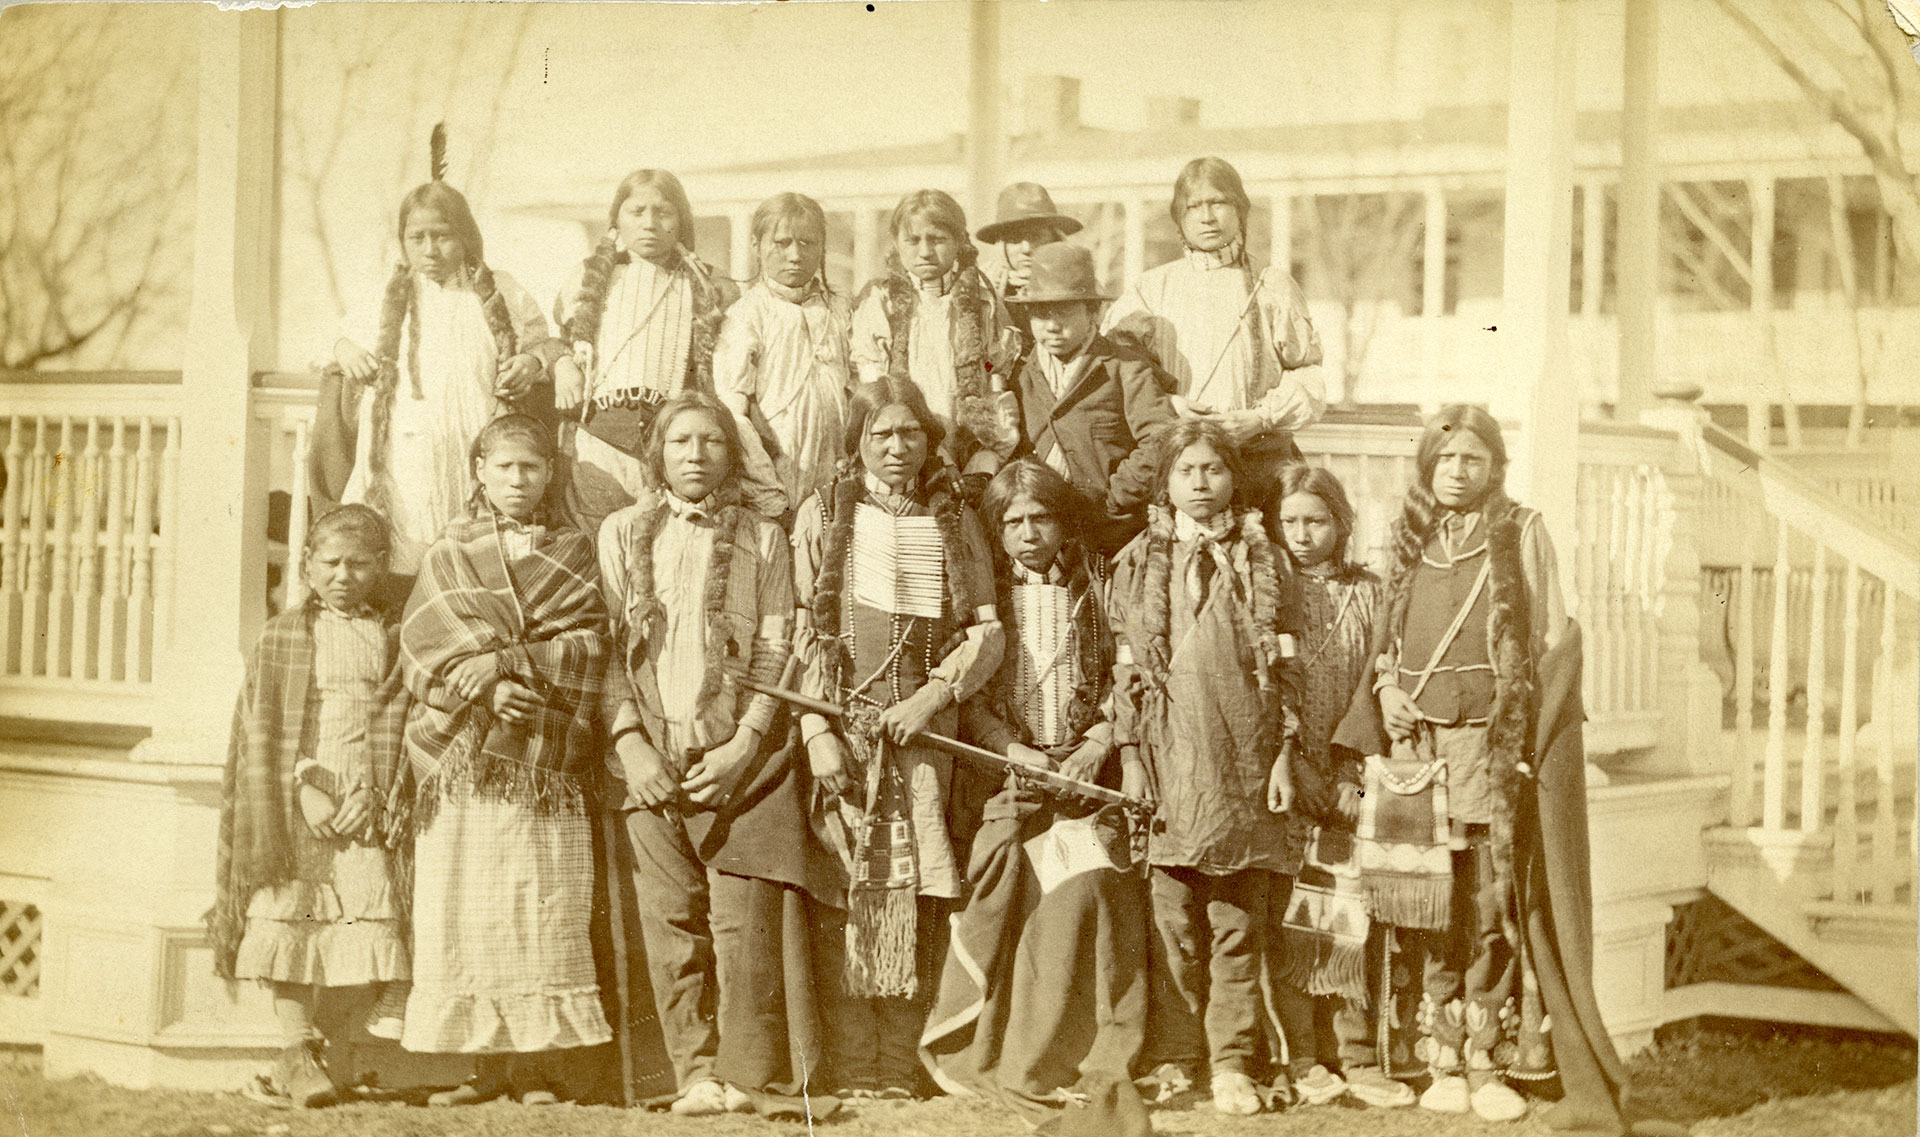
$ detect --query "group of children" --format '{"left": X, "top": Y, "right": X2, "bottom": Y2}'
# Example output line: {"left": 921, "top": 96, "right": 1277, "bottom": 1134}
{"left": 210, "top": 136, "right": 1626, "bottom": 1134}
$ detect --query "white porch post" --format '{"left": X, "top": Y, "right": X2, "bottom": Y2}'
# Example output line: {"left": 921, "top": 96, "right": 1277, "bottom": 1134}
{"left": 965, "top": 1, "right": 1004, "bottom": 227}
{"left": 39, "top": 9, "right": 286, "bottom": 1089}
{"left": 1501, "top": 0, "right": 1579, "bottom": 562}
{"left": 1617, "top": 0, "right": 1660, "bottom": 419}
{"left": 729, "top": 204, "right": 756, "bottom": 286}
{"left": 134, "top": 8, "right": 279, "bottom": 765}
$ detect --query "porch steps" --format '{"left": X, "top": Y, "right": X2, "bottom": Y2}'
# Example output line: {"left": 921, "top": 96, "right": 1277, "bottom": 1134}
{"left": 1702, "top": 826, "right": 1917, "bottom": 1036}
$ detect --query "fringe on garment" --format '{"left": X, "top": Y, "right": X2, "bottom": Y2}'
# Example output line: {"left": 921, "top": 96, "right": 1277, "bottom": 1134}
{"left": 1363, "top": 875, "right": 1451, "bottom": 933}
{"left": 845, "top": 885, "right": 919, "bottom": 999}
{"left": 1275, "top": 927, "right": 1370, "bottom": 1004}
{"left": 408, "top": 717, "right": 587, "bottom": 834}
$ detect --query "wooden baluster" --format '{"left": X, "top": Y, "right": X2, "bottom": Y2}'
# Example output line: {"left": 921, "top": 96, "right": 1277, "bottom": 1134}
{"left": 152, "top": 416, "right": 180, "bottom": 670}
{"left": 1609, "top": 466, "right": 1630, "bottom": 718}
{"left": 99, "top": 420, "right": 128, "bottom": 682}
{"left": 1833, "top": 561, "right": 1863, "bottom": 901}
{"left": 48, "top": 417, "right": 74, "bottom": 679}
{"left": 0, "top": 416, "right": 20, "bottom": 676}
{"left": 1762, "top": 518, "right": 1793, "bottom": 831}
{"left": 1731, "top": 509, "right": 1759, "bottom": 828}
{"left": 286, "top": 416, "right": 312, "bottom": 609}
{"left": 73, "top": 418, "right": 101, "bottom": 682}
{"left": 1624, "top": 464, "right": 1647, "bottom": 714}
{"left": 23, "top": 417, "right": 49, "bottom": 677}
{"left": 1872, "top": 578, "right": 1899, "bottom": 904}
{"left": 1800, "top": 544, "right": 1829, "bottom": 835}
{"left": 1640, "top": 466, "right": 1663, "bottom": 715}
{"left": 127, "top": 418, "right": 155, "bottom": 684}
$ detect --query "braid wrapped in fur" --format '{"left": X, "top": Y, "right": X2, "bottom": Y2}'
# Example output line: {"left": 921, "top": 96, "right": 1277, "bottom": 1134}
{"left": 1131, "top": 503, "right": 1286, "bottom": 691}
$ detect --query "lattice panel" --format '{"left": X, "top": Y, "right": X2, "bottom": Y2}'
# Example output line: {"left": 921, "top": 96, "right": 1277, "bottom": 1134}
{"left": 0, "top": 900, "right": 41, "bottom": 997}
{"left": 1666, "top": 895, "right": 1841, "bottom": 991}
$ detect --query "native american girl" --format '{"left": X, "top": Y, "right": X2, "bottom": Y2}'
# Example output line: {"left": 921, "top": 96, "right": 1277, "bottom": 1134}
{"left": 1331, "top": 405, "right": 1627, "bottom": 1131}
{"left": 331, "top": 127, "right": 558, "bottom": 578}
{"left": 714, "top": 192, "right": 853, "bottom": 520}
{"left": 921, "top": 457, "right": 1149, "bottom": 1121}
{"left": 792, "top": 377, "right": 1003, "bottom": 1099}
{"left": 210, "top": 505, "right": 411, "bottom": 1110}
{"left": 849, "top": 189, "right": 1021, "bottom": 483}
{"left": 1268, "top": 463, "right": 1417, "bottom": 1110}
{"left": 397, "top": 414, "right": 611, "bottom": 1105}
{"left": 552, "top": 169, "right": 739, "bottom": 536}
{"left": 1109, "top": 419, "right": 1302, "bottom": 1117}
{"left": 597, "top": 391, "right": 836, "bottom": 1117}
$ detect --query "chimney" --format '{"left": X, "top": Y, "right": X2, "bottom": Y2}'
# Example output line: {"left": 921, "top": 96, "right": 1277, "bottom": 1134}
{"left": 1145, "top": 95, "right": 1201, "bottom": 131}
{"left": 1020, "top": 74, "right": 1082, "bottom": 135}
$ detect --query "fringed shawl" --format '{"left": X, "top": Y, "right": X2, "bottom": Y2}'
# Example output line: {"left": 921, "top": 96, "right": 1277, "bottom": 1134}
{"left": 400, "top": 512, "right": 608, "bottom": 827}
{"left": 208, "top": 605, "right": 409, "bottom": 979}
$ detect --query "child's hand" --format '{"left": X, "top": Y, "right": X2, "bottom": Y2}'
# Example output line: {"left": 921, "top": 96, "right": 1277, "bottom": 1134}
{"left": 329, "top": 784, "right": 375, "bottom": 840}
{"left": 552, "top": 357, "right": 587, "bottom": 412}
{"left": 298, "top": 783, "right": 338, "bottom": 836}
{"left": 1380, "top": 684, "right": 1422, "bottom": 741}
{"left": 807, "top": 733, "right": 853, "bottom": 798}
{"left": 1120, "top": 751, "right": 1153, "bottom": 807}
{"left": 495, "top": 353, "right": 541, "bottom": 401}
{"left": 1266, "top": 743, "right": 1295, "bottom": 814}
{"left": 682, "top": 727, "right": 763, "bottom": 807}
{"left": 616, "top": 732, "right": 680, "bottom": 809}
{"left": 491, "top": 679, "right": 542, "bottom": 724}
{"left": 446, "top": 653, "right": 499, "bottom": 705}
{"left": 1058, "top": 737, "right": 1111, "bottom": 784}
{"left": 1338, "top": 783, "right": 1362, "bottom": 823}
{"left": 1006, "top": 742, "right": 1052, "bottom": 771}
{"left": 335, "top": 339, "right": 378, "bottom": 382}
{"left": 878, "top": 682, "right": 948, "bottom": 745}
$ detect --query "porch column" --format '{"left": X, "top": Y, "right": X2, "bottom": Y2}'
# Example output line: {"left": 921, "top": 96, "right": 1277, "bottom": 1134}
{"left": 965, "top": 0, "right": 1004, "bottom": 226}
{"left": 1501, "top": 0, "right": 1579, "bottom": 561}
{"left": 135, "top": 7, "right": 279, "bottom": 765}
{"left": 729, "top": 204, "right": 755, "bottom": 285}
{"left": 1617, "top": 0, "right": 1659, "bottom": 421}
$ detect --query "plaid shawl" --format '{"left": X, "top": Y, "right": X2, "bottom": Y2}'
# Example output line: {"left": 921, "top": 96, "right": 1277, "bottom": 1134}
{"left": 207, "top": 605, "right": 409, "bottom": 979}
{"left": 400, "top": 512, "right": 607, "bottom": 824}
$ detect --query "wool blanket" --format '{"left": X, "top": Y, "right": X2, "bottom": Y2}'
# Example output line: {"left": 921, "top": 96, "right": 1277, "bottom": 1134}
{"left": 400, "top": 514, "right": 607, "bottom": 822}
{"left": 209, "top": 605, "right": 409, "bottom": 979}
{"left": 921, "top": 790, "right": 1149, "bottom": 1130}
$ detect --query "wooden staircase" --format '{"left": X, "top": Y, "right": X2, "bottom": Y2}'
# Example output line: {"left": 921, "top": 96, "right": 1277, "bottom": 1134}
{"left": 1693, "top": 423, "right": 1918, "bottom": 1038}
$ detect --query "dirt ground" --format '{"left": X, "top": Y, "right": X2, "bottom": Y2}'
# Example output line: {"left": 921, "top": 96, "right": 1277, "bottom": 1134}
{"left": 1, "top": 1022, "right": 1913, "bottom": 1137}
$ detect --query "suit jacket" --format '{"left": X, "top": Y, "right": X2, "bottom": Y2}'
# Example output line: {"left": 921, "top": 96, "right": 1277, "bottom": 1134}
{"left": 1010, "top": 334, "right": 1177, "bottom": 553}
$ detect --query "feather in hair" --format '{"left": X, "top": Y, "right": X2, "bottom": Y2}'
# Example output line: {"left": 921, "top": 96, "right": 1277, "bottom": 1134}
{"left": 429, "top": 122, "right": 449, "bottom": 183}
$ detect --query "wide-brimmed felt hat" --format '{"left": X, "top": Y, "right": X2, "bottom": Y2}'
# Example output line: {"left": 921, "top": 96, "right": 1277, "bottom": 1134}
{"left": 977, "top": 182, "right": 1084, "bottom": 244}
{"left": 1008, "top": 242, "right": 1110, "bottom": 305}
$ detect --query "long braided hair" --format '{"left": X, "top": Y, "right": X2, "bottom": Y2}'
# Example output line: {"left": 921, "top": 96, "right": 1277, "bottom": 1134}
{"left": 862, "top": 190, "right": 1000, "bottom": 455}
{"left": 366, "top": 126, "right": 519, "bottom": 519}
{"left": 563, "top": 169, "right": 727, "bottom": 394}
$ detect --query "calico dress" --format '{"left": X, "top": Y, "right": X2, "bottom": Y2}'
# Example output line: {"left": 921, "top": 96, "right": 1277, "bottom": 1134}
{"left": 714, "top": 278, "right": 853, "bottom": 519}
{"left": 399, "top": 520, "right": 612, "bottom": 1055}
{"left": 340, "top": 271, "right": 551, "bottom": 575}
{"left": 231, "top": 607, "right": 410, "bottom": 988}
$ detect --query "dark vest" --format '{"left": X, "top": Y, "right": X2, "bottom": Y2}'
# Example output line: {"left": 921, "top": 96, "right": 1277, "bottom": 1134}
{"left": 1397, "top": 520, "right": 1495, "bottom": 725}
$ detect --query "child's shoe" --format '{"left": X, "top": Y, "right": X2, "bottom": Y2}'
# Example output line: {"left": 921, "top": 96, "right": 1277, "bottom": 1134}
{"left": 1294, "top": 1064, "right": 1347, "bottom": 1106}
{"left": 723, "top": 1084, "right": 756, "bottom": 1113}
{"left": 1344, "top": 1065, "right": 1416, "bottom": 1108}
{"left": 1469, "top": 1078, "right": 1527, "bottom": 1122}
{"left": 1210, "top": 1070, "right": 1263, "bottom": 1116}
{"left": 1133, "top": 1061, "right": 1194, "bottom": 1105}
{"left": 279, "top": 1039, "right": 333, "bottom": 1108}
{"left": 1418, "top": 1073, "right": 1470, "bottom": 1113}
{"left": 670, "top": 1078, "right": 729, "bottom": 1116}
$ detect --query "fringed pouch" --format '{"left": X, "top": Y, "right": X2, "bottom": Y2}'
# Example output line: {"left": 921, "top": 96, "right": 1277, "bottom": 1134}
{"left": 843, "top": 712, "right": 920, "bottom": 999}
{"left": 1278, "top": 825, "right": 1372, "bottom": 1001}
{"left": 1355, "top": 727, "right": 1452, "bottom": 930}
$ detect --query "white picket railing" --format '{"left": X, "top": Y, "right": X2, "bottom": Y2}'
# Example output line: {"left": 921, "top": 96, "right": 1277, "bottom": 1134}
{"left": 0, "top": 380, "right": 182, "bottom": 725}
{"left": 1703, "top": 424, "right": 1918, "bottom": 909}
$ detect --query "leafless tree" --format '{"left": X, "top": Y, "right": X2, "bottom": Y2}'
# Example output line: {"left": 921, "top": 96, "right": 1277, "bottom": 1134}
{"left": 1300, "top": 192, "right": 1425, "bottom": 406}
{"left": 284, "top": 5, "right": 535, "bottom": 318}
{"left": 0, "top": 8, "right": 194, "bottom": 370}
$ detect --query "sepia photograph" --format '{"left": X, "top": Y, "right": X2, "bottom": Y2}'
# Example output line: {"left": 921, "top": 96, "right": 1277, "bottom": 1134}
{"left": 0, "top": 1, "right": 1915, "bottom": 1134}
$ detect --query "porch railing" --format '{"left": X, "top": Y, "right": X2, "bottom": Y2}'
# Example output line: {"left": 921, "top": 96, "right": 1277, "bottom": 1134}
{"left": 1703, "top": 423, "right": 1919, "bottom": 910}
{"left": 0, "top": 378, "right": 182, "bottom": 725}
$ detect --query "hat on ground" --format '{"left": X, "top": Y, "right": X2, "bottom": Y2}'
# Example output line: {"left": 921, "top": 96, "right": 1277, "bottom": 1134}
{"left": 1008, "top": 242, "right": 1110, "bottom": 305}
{"left": 977, "top": 182, "right": 1084, "bottom": 244}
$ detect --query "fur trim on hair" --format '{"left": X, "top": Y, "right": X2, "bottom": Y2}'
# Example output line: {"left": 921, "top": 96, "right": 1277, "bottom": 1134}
{"left": 564, "top": 241, "right": 728, "bottom": 395}
{"left": 620, "top": 490, "right": 743, "bottom": 717}
{"left": 870, "top": 259, "right": 1002, "bottom": 457}
{"left": 1482, "top": 499, "right": 1535, "bottom": 942}
{"left": 1129, "top": 504, "right": 1286, "bottom": 690}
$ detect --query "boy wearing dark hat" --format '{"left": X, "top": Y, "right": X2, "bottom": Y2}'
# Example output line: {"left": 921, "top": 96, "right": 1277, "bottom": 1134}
{"left": 1006, "top": 242, "right": 1177, "bottom": 553}
{"left": 978, "top": 182, "right": 1083, "bottom": 303}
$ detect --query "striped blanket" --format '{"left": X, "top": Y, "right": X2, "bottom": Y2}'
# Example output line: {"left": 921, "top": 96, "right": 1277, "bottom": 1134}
{"left": 400, "top": 513, "right": 608, "bottom": 821}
